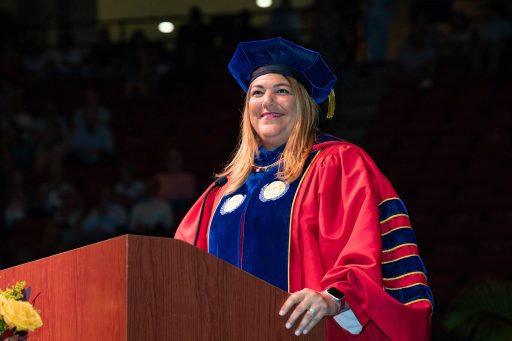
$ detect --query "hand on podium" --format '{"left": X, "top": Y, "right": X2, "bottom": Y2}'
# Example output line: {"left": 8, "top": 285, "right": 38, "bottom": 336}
{"left": 279, "top": 288, "right": 341, "bottom": 336}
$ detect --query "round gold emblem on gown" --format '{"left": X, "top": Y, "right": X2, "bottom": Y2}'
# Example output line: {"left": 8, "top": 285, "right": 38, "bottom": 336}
{"left": 220, "top": 194, "right": 246, "bottom": 215}
{"left": 259, "top": 181, "right": 289, "bottom": 202}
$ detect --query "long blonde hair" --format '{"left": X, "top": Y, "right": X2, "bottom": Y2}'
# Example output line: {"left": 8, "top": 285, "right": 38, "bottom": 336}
{"left": 217, "top": 76, "right": 319, "bottom": 194}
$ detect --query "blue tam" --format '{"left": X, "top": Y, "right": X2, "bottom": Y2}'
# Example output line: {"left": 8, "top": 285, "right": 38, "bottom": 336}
{"left": 228, "top": 37, "right": 337, "bottom": 104}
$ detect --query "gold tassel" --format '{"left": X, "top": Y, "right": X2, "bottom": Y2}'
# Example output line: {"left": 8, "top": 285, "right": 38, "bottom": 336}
{"left": 326, "top": 89, "right": 335, "bottom": 119}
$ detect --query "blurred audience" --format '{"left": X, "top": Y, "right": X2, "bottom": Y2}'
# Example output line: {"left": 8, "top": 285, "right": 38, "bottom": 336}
{"left": 4, "top": 124, "right": 34, "bottom": 171}
{"left": 440, "top": 10, "right": 475, "bottom": 69}
{"left": 269, "top": 0, "right": 302, "bottom": 42}
{"left": 80, "top": 186, "right": 127, "bottom": 241}
{"left": 114, "top": 165, "right": 146, "bottom": 208}
{"left": 43, "top": 31, "right": 86, "bottom": 80}
{"left": 234, "top": 9, "right": 262, "bottom": 43}
{"left": 129, "top": 179, "right": 175, "bottom": 236}
{"left": 68, "top": 104, "right": 114, "bottom": 165}
{"left": 123, "top": 30, "right": 156, "bottom": 96}
{"left": 4, "top": 171, "right": 29, "bottom": 227}
{"left": 32, "top": 97, "right": 70, "bottom": 172}
{"left": 73, "top": 87, "right": 111, "bottom": 128}
{"left": 52, "top": 184, "right": 82, "bottom": 235}
{"left": 173, "top": 6, "right": 214, "bottom": 91}
{"left": 311, "top": 0, "right": 345, "bottom": 69}
{"left": 36, "top": 162, "right": 78, "bottom": 216}
{"left": 156, "top": 148, "right": 196, "bottom": 218}
{"left": 398, "top": 14, "right": 439, "bottom": 73}
{"left": 87, "top": 27, "right": 118, "bottom": 79}
{"left": 366, "top": 0, "right": 395, "bottom": 63}
{"left": 473, "top": 3, "right": 512, "bottom": 71}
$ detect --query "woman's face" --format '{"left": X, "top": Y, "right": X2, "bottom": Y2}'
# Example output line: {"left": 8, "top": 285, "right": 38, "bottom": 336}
{"left": 248, "top": 73, "right": 297, "bottom": 150}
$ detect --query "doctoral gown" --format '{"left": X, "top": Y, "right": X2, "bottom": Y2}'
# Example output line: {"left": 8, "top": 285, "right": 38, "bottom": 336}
{"left": 175, "top": 138, "right": 433, "bottom": 340}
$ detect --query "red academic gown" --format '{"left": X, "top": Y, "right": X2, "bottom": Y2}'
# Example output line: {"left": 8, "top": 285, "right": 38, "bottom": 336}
{"left": 175, "top": 140, "right": 433, "bottom": 340}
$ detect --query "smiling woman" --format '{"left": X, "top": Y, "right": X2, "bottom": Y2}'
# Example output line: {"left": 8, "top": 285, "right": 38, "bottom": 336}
{"left": 248, "top": 73, "right": 297, "bottom": 150}
{"left": 175, "top": 37, "right": 433, "bottom": 340}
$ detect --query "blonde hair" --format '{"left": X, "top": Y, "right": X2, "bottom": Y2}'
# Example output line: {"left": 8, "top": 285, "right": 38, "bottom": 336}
{"left": 217, "top": 76, "right": 319, "bottom": 194}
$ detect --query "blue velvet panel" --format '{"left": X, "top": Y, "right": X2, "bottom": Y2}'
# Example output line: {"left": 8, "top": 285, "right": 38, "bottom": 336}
{"left": 385, "top": 284, "right": 434, "bottom": 305}
{"left": 209, "top": 174, "right": 256, "bottom": 268}
{"left": 379, "top": 198, "right": 409, "bottom": 221}
{"left": 382, "top": 227, "right": 418, "bottom": 251}
{"left": 382, "top": 255, "right": 427, "bottom": 279}
{"left": 209, "top": 146, "right": 319, "bottom": 291}
{"left": 242, "top": 172, "right": 300, "bottom": 291}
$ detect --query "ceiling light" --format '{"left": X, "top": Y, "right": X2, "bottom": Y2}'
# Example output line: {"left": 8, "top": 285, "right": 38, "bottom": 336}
{"left": 256, "top": 0, "right": 272, "bottom": 8}
{"left": 158, "top": 21, "right": 175, "bottom": 34}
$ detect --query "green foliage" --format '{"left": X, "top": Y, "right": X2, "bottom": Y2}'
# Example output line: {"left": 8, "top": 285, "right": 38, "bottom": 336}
{"left": 0, "top": 281, "right": 26, "bottom": 301}
{"left": 444, "top": 281, "right": 512, "bottom": 341}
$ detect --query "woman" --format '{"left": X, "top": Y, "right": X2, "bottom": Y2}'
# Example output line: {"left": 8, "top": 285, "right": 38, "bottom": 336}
{"left": 175, "top": 38, "right": 433, "bottom": 340}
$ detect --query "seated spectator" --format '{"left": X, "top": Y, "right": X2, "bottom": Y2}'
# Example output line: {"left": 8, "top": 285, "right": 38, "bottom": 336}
{"left": 440, "top": 10, "right": 474, "bottom": 69}
{"left": 43, "top": 31, "right": 86, "bottom": 79}
{"left": 156, "top": 148, "right": 196, "bottom": 215}
{"left": 398, "top": 14, "right": 440, "bottom": 89}
{"left": 32, "top": 96, "right": 69, "bottom": 138}
{"left": 366, "top": 0, "right": 395, "bottom": 63}
{"left": 34, "top": 119, "right": 68, "bottom": 172}
{"left": 0, "top": 40, "right": 22, "bottom": 83}
{"left": 53, "top": 184, "right": 82, "bottom": 233}
{"left": 398, "top": 15, "right": 439, "bottom": 73}
{"left": 9, "top": 94, "right": 32, "bottom": 136}
{"left": 129, "top": 179, "right": 174, "bottom": 236}
{"left": 68, "top": 106, "right": 114, "bottom": 165}
{"left": 4, "top": 171, "right": 28, "bottom": 228}
{"left": 87, "top": 27, "right": 117, "bottom": 78}
{"left": 49, "top": 185, "right": 83, "bottom": 251}
{"left": 81, "top": 186, "right": 127, "bottom": 241}
{"left": 73, "top": 87, "right": 111, "bottom": 129}
{"left": 4, "top": 124, "right": 34, "bottom": 170}
{"left": 114, "top": 165, "right": 146, "bottom": 209}
{"left": 123, "top": 30, "right": 155, "bottom": 96}
{"left": 22, "top": 45, "right": 47, "bottom": 79}
{"left": 33, "top": 98, "right": 69, "bottom": 172}
{"left": 37, "top": 164, "right": 83, "bottom": 249}
{"left": 474, "top": 3, "right": 512, "bottom": 71}
{"left": 37, "top": 162, "right": 78, "bottom": 216}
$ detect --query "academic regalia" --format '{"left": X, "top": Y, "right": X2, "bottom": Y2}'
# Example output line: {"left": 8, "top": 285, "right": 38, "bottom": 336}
{"left": 175, "top": 138, "right": 433, "bottom": 340}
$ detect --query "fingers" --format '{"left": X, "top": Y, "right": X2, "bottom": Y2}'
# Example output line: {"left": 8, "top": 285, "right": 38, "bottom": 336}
{"left": 279, "top": 289, "right": 329, "bottom": 336}
{"left": 286, "top": 298, "right": 312, "bottom": 332}
{"left": 299, "top": 307, "right": 325, "bottom": 335}
{"left": 279, "top": 289, "right": 306, "bottom": 317}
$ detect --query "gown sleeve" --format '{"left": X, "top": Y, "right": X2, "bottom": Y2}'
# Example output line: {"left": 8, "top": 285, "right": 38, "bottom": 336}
{"left": 301, "top": 143, "right": 433, "bottom": 340}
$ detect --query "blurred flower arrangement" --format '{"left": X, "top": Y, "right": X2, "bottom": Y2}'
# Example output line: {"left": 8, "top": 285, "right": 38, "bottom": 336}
{"left": 0, "top": 281, "right": 43, "bottom": 340}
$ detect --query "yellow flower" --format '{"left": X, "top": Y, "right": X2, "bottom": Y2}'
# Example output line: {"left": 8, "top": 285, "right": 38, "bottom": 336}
{"left": 0, "top": 295, "right": 43, "bottom": 331}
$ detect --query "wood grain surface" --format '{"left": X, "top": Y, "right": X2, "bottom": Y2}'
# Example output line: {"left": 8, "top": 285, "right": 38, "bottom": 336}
{"left": 127, "top": 236, "right": 325, "bottom": 340}
{"left": 0, "top": 235, "right": 326, "bottom": 340}
{"left": 0, "top": 236, "right": 127, "bottom": 340}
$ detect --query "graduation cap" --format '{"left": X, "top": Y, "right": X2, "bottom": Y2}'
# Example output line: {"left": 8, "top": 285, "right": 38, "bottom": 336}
{"left": 228, "top": 37, "right": 337, "bottom": 118}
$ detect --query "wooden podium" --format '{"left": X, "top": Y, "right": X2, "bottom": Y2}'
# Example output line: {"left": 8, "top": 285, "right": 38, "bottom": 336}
{"left": 0, "top": 235, "right": 326, "bottom": 340}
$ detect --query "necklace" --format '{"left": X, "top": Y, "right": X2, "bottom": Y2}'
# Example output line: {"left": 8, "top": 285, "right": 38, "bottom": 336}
{"left": 252, "top": 159, "right": 282, "bottom": 173}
